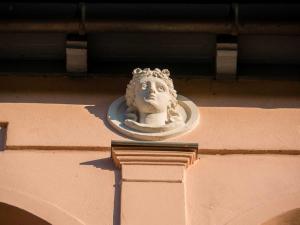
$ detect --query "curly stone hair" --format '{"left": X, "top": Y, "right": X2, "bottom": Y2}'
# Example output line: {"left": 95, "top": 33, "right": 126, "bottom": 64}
{"left": 125, "top": 68, "right": 181, "bottom": 123}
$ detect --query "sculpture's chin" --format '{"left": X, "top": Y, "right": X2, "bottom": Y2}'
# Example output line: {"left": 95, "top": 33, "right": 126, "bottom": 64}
{"left": 124, "top": 119, "right": 184, "bottom": 133}
{"left": 136, "top": 100, "right": 163, "bottom": 114}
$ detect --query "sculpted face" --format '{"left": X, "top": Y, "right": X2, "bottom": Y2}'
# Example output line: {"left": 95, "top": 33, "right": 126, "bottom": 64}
{"left": 108, "top": 68, "right": 198, "bottom": 140}
{"left": 134, "top": 76, "right": 171, "bottom": 114}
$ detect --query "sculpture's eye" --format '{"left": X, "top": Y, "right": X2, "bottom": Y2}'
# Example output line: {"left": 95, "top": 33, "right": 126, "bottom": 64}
{"left": 141, "top": 83, "right": 147, "bottom": 90}
{"left": 157, "top": 85, "right": 166, "bottom": 92}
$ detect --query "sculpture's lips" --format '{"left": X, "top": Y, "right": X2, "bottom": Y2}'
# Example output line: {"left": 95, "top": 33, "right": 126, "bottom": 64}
{"left": 145, "top": 94, "right": 156, "bottom": 100}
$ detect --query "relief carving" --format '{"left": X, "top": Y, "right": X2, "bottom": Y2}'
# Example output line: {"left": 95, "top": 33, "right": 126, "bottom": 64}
{"left": 108, "top": 68, "right": 199, "bottom": 140}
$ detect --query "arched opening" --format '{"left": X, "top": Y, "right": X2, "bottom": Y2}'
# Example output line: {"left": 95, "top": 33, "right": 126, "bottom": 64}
{"left": 225, "top": 192, "right": 300, "bottom": 225}
{"left": 0, "top": 187, "right": 84, "bottom": 225}
{"left": 0, "top": 202, "right": 51, "bottom": 225}
{"left": 261, "top": 208, "right": 300, "bottom": 225}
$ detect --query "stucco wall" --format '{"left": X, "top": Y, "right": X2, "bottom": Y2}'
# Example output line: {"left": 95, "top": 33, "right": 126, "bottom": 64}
{"left": 0, "top": 150, "right": 118, "bottom": 225}
{"left": 0, "top": 76, "right": 299, "bottom": 151}
{"left": 1, "top": 151, "right": 300, "bottom": 225}
{"left": 0, "top": 76, "right": 300, "bottom": 224}
{"left": 187, "top": 155, "right": 300, "bottom": 225}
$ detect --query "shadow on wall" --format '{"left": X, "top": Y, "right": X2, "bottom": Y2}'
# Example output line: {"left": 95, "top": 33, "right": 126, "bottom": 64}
{"left": 85, "top": 105, "right": 131, "bottom": 140}
{"left": 261, "top": 208, "right": 300, "bottom": 225}
{"left": 1, "top": 94, "right": 300, "bottom": 109}
{"left": 0, "top": 76, "right": 300, "bottom": 108}
{"left": 85, "top": 104, "right": 111, "bottom": 130}
{"left": 0, "top": 202, "right": 51, "bottom": 225}
{"left": 80, "top": 157, "right": 121, "bottom": 225}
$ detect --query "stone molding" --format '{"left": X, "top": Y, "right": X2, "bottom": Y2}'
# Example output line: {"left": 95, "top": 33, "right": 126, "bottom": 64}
{"left": 111, "top": 141, "right": 198, "bottom": 169}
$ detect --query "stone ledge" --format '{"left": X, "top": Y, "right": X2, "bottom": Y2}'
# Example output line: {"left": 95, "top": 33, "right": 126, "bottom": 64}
{"left": 111, "top": 141, "right": 198, "bottom": 169}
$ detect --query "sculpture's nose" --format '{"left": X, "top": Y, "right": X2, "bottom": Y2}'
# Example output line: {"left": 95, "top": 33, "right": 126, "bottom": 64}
{"left": 148, "top": 82, "right": 156, "bottom": 93}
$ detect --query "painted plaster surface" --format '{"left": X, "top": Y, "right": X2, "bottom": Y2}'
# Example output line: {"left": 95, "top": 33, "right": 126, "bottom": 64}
{"left": 121, "top": 165, "right": 186, "bottom": 225}
{"left": 186, "top": 155, "right": 300, "bottom": 225}
{"left": 1, "top": 151, "right": 300, "bottom": 225}
{"left": 0, "top": 76, "right": 300, "bottom": 151}
{"left": 122, "top": 164, "right": 184, "bottom": 182}
{"left": 122, "top": 181, "right": 186, "bottom": 225}
{"left": 0, "top": 150, "right": 119, "bottom": 225}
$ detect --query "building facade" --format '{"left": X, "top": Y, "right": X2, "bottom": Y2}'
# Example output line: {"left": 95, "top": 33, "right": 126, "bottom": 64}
{"left": 0, "top": 3, "right": 300, "bottom": 225}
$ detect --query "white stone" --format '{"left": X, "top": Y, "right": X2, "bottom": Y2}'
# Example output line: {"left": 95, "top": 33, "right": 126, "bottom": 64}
{"left": 107, "top": 68, "right": 199, "bottom": 141}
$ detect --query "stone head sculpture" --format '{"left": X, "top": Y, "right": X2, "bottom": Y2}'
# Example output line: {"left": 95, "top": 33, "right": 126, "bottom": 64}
{"left": 125, "top": 68, "right": 182, "bottom": 127}
{"left": 107, "top": 67, "right": 199, "bottom": 140}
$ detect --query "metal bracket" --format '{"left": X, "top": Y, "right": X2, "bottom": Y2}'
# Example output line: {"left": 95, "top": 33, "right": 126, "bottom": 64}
{"left": 216, "top": 35, "right": 238, "bottom": 80}
{"left": 78, "top": 2, "right": 86, "bottom": 35}
{"left": 111, "top": 140, "right": 198, "bottom": 152}
{"left": 66, "top": 34, "right": 87, "bottom": 74}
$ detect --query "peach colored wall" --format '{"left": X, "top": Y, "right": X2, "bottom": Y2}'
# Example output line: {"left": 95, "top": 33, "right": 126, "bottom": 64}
{"left": 0, "top": 76, "right": 300, "bottom": 225}
{"left": 186, "top": 155, "right": 300, "bottom": 225}
{"left": 0, "top": 76, "right": 299, "bottom": 151}
{"left": 1, "top": 151, "right": 300, "bottom": 225}
{"left": 0, "top": 150, "right": 118, "bottom": 225}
